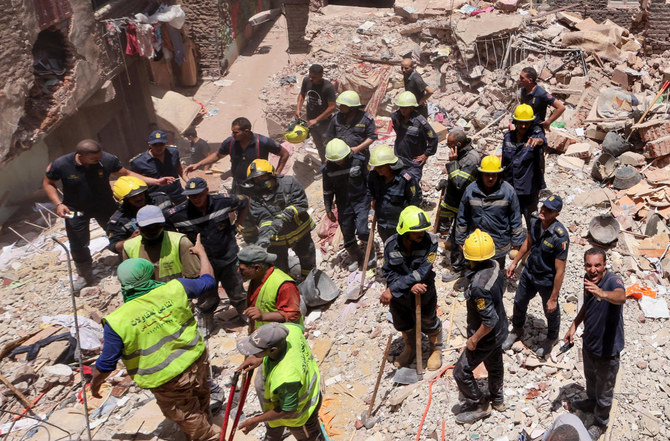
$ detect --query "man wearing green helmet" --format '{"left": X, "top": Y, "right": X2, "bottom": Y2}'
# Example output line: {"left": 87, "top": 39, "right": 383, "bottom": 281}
{"left": 325, "top": 90, "right": 377, "bottom": 161}
{"left": 322, "top": 138, "right": 371, "bottom": 271}
{"left": 380, "top": 205, "right": 443, "bottom": 371}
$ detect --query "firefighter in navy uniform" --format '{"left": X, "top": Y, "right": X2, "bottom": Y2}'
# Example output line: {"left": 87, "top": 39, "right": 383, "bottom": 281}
{"left": 244, "top": 159, "right": 316, "bottom": 279}
{"left": 379, "top": 206, "right": 442, "bottom": 371}
{"left": 165, "top": 177, "right": 249, "bottom": 319}
{"left": 325, "top": 90, "right": 377, "bottom": 161}
{"left": 322, "top": 139, "right": 371, "bottom": 271}
{"left": 107, "top": 176, "right": 172, "bottom": 254}
{"left": 367, "top": 145, "right": 422, "bottom": 243}
{"left": 453, "top": 229, "right": 508, "bottom": 425}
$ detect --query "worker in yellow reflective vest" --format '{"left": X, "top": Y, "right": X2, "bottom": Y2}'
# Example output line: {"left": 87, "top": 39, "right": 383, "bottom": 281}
{"left": 122, "top": 204, "right": 200, "bottom": 281}
{"left": 91, "top": 235, "right": 220, "bottom": 441}
{"left": 238, "top": 245, "right": 303, "bottom": 332}
{"left": 237, "top": 323, "right": 323, "bottom": 441}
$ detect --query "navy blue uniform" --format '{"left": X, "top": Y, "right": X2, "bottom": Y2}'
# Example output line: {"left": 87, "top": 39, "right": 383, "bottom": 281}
{"left": 107, "top": 192, "right": 172, "bottom": 253}
{"left": 367, "top": 167, "right": 422, "bottom": 243}
{"left": 130, "top": 147, "right": 185, "bottom": 204}
{"left": 511, "top": 214, "right": 569, "bottom": 339}
{"left": 166, "top": 193, "right": 248, "bottom": 314}
{"left": 454, "top": 259, "right": 508, "bottom": 408}
{"left": 455, "top": 178, "right": 525, "bottom": 263}
{"left": 581, "top": 271, "right": 625, "bottom": 427}
{"left": 391, "top": 110, "right": 438, "bottom": 182}
{"left": 502, "top": 125, "right": 547, "bottom": 228}
{"left": 519, "top": 85, "right": 555, "bottom": 124}
{"left": 217, "top": 133, "right": 282, "bottom": 190}
{"left": 382, "top": 233, "right": 441, "bottom": 334}
{"left": 322, "top": 154, "right": 370, "bottom": 248}
{"left": 45, "top": 152, "right": 122, "bottom": 263}
{"left": 325, "top": 110, "right": 377, "bottom": 160}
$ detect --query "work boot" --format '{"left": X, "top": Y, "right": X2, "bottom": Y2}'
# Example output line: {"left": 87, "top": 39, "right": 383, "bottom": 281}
{"left": 346, "top": 244, "right": 364, "bottom": 272}
{"left": 394, "top": 331, "right": 415, "bottom": 367}
{"left": 502, "top": 326, "right": 523, "bottom": 351}
{"left": 569, "top": 398, "right": 596, "bottom": 413}
{"left": 587, "top": 424, "right": 605, "bottom": 441}
{"left": 535, "top": 338, "right": 557, "bottom": 359}
{"left": 455, "top": 401, "right": 491, "bottom": 425}
{"left": 426, "top": 329, "right": 443, "bottom": 371}
{"left": 74, "top": 261, "right": 95, "bottom": 291}
{"left": 453, "top": 275, "right": 469, "bottom": 292}
{"left": 491, "top": 400, "right": 506, "bottom": 412}
{"left": 442, "top": 270, "right": 462, "bottom": 283}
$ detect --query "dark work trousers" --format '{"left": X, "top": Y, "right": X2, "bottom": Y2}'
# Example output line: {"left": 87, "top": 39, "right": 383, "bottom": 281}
{"left": 511, "top": 271, "right": 560, "bottom": 339}
{"left": 254, "top": 370, "right": 324, "bottom": 441}
{"left": 403, "top": 164, "right": 423, "bottom": 184}
{"left": 378, "top": 226, "right": 396, "bottom": 244}
{"left": 213, "top": 262, "right": 246, "bottom": 315}
{"left": 389, "top": 284, "right": 441, "bottom": 334}
{"left": 517, "top": 192, "right": 540, "bottom": 231}
{"left": 416, "top": 104, "right": 428, "bottom": 119}
{"left": 337, "top": 201, "right": 370, "bottom": 248}
{"left": 583, "top": 349, "right": 620, "bottom": 427}
{"left": 65, "top": 210, "right": 114, "bottom": 263}
{"left": 310, "top": 121, "right": 330, "bottom": 164}
{"left": 268, "top": 234, "right": 316, "bottom": 277}
{"left": 445, "top": 218, "right": 466, "bottom": 273}
{"left": 454, "top": 345, "right": 504, "bottom": 407}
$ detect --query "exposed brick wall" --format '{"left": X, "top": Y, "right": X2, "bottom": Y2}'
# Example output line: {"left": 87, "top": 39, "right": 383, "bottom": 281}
{"left": 647, "top": 0, "right": 670, "bottom": 54}
{"left": 181, "top": 0, "right": 225, "bottom": 77}
{"left": 283, "top": 0, "right": 309, "bottom": 53}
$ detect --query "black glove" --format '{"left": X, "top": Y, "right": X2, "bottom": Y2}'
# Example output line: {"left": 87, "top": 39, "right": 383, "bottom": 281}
{"left": 271, "top": 218, "right": 284, "bottom": 231}
{"left": 436, "top": 179, "right": 448, "bottom": 190}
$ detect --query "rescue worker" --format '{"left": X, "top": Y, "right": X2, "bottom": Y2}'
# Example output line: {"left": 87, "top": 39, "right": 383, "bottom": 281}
{"left": 436, "top": 129, "right": 480, "bottom": 282}
{"left": 322, "top": 139, "right": 371, "bottom": 271}
{"left": 296, "top": 64, "right": 337, "bottom": 164}
{"left": 519, "top": 67, "right": 566, "bottom": 133}
{"left": 130, "top": 130, "right": 187, "bottom": 204}
{"left": 502, "top": 104, "right": 548, "bottom": 229}
{"left": 325, "top": 90, "right": 377, "bottom": 161}
{"left": 90, "top": 236, "right": 220, "bottom": 441}
{"left": 504, "top": 194, "right": 569, "bottom": 358}
{"left": 453, "top": 229, "right": 508, "bottom": 425}
{"left": 237, "top": 245, "right": 303, "bottom": 332}
{"left": 236, "top": 323, "right": 323, "bottom": 441}
{"left": 244, "top": 159, "right": 316, "bottom": 278}
{"left": 379, "top": 206, "right": 442, "bottom": 371}
{"left": 184, "top": 117, "right": 289, "bottom": 193}
{"left": 107, "top": 176, "right": 172, "bottom": 254}
{"left": 391, "top": 91, "right": 438, "bottom": 182}
{"left": 165, "top": 177, "right": 249, "bottom": 318}
{"left": 122, "top": 205, "right": 200, "bottom": 282}
{"left": 401, "top": 57, "right": 434, "bottom": 118}
{"left": 455, "top": 155, "right": 525, "bottom": 276}
{"left": 367, "top": 145, "right": 422, "bottom": 243}
{"left": 564, "top": 248, "right": 626, "bottom": 441}
{"left": 43, "top": 139, "right": 174, "bottom": 288}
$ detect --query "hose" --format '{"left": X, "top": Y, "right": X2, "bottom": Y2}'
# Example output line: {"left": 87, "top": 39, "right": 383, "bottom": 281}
{"left": 415, "top": 364, "right": 454, "bottom": 441}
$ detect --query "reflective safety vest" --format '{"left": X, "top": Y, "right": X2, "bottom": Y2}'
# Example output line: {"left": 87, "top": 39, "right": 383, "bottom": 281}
{"left": 103, "top": 280, "right": 205, "bottom": 389}
{"left": 263, "top": 323, "right": 320, "bottom": 428}
{"left": 123, "top": 231, "right": 184, "bottom": 282}
{"left": 253, "top": 268, "right": 304, "bottom": 330}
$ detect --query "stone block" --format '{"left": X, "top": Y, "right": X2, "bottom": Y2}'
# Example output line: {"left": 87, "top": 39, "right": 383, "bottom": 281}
{"left": 644, "top": 135, "right": 670, "bottom": 158}
{"left": 618, "top": 151, "right": 646, "bottom": 167}
{"left": 495, "top": 0, "right": 518, "bottom": 12}
{"left": 636, "top": 119, "right": 670, "bottom": 143}
{"left": 611, "top": 67, "right": 630, "bottom": 90}
{"left": 564, "top": 142, "right": 592, "bottom": 159}
{"left": 547, "top": 130, "right": 579, "bottom": 153}
{"left": 557, "top": 155, "right": 585, "bottom": 171}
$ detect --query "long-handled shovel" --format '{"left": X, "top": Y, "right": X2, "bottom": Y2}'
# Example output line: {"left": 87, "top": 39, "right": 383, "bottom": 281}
{"left": 393, "top": 298, "right": 423, "bottom": 384}
{"left": 228, "top": 370, "right": 253, "bottom": 441}
{"left": 347, "top": 213, "right": 377, "bottom": 301}
{"left": 360, "top": 334, "right": 392, "bottom": 428}
{"left": 219, "top": 371, "right": 240, "bottom": 441}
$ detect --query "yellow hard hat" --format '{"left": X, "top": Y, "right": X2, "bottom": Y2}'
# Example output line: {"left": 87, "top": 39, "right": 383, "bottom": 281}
{"left": 284, "top": 119, "right": 309, "bottom": 144}
{"left": 396, "top": 205, "right": 432, "bottom": 235}
{"left": 336, "top": 90, "right": 361, "bottom": 107}
{"left": 325, "top": 138, "right": 351, "bottom": 162}
{"left": 513, "top": 104, "right": 535, "bottom": 122}
{"left": 463, "top": 229, "right": 495, "bottom": 261}
{"left": 395, "top": 91, "right": 418, "bottom": 108}
{"left": 113, "top": 176, "right": 148, "bottom": 202}
{"left": 246, "top": 159, "right": 275, "bottom": 179}
{"left": 369, "top": 144, "right": 399, "bottom": 167}
{"left": 478, "top": 155, "right": 503, "bottom": 173}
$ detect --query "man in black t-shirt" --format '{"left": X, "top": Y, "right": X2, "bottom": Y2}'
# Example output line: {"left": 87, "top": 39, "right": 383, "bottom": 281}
{"left": 183, "top": 127, "right": 211, "bottom": 168}
{"left": 43, "top": 139, "right": 174, "bottom": 288}
{"left": 518, "top": 67, "right": 566, "bottom": 133}
{"left": 564, "top": 248, "right": 626, "bottom": 441}
{"left": 296, "top": 64, "right": 337, "bottom": 164}
{"left": 401, "top": 57, "right": 434, "bottom": 119}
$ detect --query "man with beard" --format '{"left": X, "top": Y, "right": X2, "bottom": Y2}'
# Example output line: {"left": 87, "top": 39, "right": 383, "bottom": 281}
{"left": 325, "top": 90, "right": 377, "bottom": 161}
{"left": 122, "top": 205, "right": 200, "bottom": 282}
{"left": 564, "top": 248, "right": 626, "bottom": 441}
{"left": 401, "top": 57, "right": 434, "bottom": 118}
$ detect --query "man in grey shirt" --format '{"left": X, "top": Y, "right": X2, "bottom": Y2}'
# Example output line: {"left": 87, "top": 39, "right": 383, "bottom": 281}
{"left": 542, "top": 413, "right": 591, "bottom": 441}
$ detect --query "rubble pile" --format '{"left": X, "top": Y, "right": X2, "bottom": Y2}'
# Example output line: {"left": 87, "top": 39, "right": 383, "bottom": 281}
{"left": 1, "top": 2, "right": 670, "bottom": 441}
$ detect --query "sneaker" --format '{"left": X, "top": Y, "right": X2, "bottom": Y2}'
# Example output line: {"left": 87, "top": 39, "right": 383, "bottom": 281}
{"left": 587, "top": 424, "right": 604, "bottom": 440}
{"left": 442, "top": 270, "right": 461, "bottom": 283}
{"left": 455, "top": 403, "right": 492, "bottom": 424}
{"left": 535, "top": 338, "right": 557, "bottom": 359}
{"left": 502, "top": 327, "right": 523, "bottom": 351}
{"left": 491, "top": 400, "right": 505, "bottom": 412}
{"left": 569, "top": 398, "right": 596, "bottom": 413}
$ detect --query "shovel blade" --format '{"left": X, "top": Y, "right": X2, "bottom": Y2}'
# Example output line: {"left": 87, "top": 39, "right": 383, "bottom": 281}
{"left": 393, "top": 367, "right": 421, "bottom": 385}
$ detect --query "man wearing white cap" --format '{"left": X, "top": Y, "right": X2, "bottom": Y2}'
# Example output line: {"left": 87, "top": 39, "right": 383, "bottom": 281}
{"left": 122, "top": 205, "right": 200, "bottom": 282}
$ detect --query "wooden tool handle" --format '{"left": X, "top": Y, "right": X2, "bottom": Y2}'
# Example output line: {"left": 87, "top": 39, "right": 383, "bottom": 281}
{"left": 358, "top": 214, "right": 378, "bottom": 297}
{"left": 415, "top": 299, "right": 423, "bottom": 376}
{"left": 368, "top": 334, "right": 393, "bottom": 416}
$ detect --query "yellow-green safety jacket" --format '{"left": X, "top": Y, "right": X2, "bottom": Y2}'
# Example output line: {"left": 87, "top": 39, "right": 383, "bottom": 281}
{"left": 123, "top": 231, "right": 184, "bottom": 282}
{"left": 253, "top": 267, "right": 304, "bottom": 330}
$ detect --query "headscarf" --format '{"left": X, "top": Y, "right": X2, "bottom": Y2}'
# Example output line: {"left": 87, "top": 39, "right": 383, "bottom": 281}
{"left": 117, "top": 258, "right": 164, "bottom": 302}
